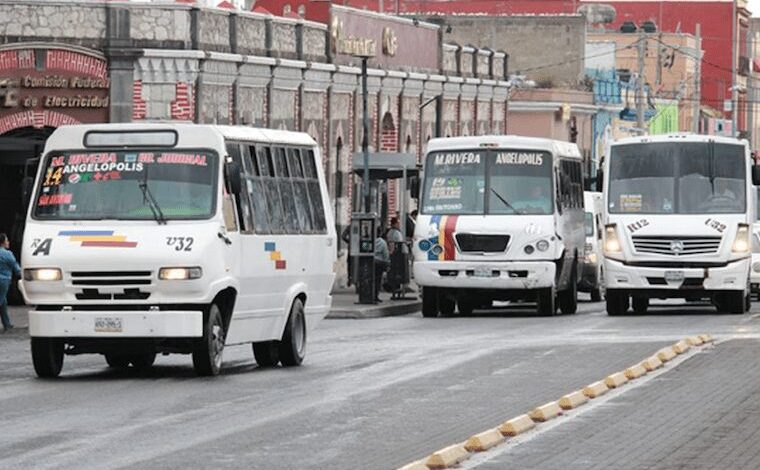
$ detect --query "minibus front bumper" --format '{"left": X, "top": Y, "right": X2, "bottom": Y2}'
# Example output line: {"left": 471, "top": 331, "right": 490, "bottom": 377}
{"left": 413, "top": 260, "right": 556, "bottom": 290}
{"left": 603, "top": 257, "right": 750, "bottom": 293}
{"left": 28, "top": 309, "right": 203, "bottom": 338}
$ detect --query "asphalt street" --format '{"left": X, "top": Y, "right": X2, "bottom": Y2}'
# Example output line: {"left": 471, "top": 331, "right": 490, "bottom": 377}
{"left": 1, "top": 297, "right": 759, "bottom": 470}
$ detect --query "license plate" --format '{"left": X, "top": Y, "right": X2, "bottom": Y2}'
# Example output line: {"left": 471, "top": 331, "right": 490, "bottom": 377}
{"left": 95, "top": 317, "right": 123, "bottom": 333}
{"left": 664, "top": 270, "right": 685, "bottom": 283}
{"left": 473, "top": 266, "right": 493, "bottom": 278}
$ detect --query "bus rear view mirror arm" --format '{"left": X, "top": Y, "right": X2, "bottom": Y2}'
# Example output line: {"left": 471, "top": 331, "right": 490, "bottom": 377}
{"left": 752, "top": 165, "right": 760, "bottom": 186}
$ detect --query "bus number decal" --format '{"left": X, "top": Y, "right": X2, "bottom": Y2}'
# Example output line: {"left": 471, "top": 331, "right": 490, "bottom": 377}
{"left": 626, "top": 219, "right": 649, "bottom": 233}
{"left": 167, "top": 237, "right": 194, "bottom": 252}
{"left": 704, "top": 218, "right": 726, "bottom": 233}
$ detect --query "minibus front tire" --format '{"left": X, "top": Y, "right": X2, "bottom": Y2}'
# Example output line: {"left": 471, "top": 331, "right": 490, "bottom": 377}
{"left": 537, "top": 287, "right": 557, "bottom": 316}
{"left": 632, "top": 296, "right": 649, "bottom": 314}
{"left": 105, "top": 354, "right": 130, "bottom": 369}
{"left": 421, "top": 287, "right": 439, "bottom": 318}
{"left": 558, "top": 268, "right": 578, "bottom": 315}
{"left": 192, "top": 303, "right": 225, "bottom": 376}
{"left": 31, "top": 338, "right": 64, "bottom": 378}
{"left": 606, "top": 290, "right": 629, "bottom": 316}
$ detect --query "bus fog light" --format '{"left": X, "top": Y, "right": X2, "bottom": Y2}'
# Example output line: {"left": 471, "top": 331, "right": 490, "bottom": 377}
{"left": 23, "top": 268, "right": 62, "bottom": 281}
{"left": 732, "top": 224, "right": 750, "bottom": 254}
{"left": 586, "top": 252, "right": 598, "bottom": 264}
{"left": 604, "top": 224, "right": 622, "bottom": 254}
{"left": 536, "top": 239, "right": 550, "bottom": 251}
{"left": 159, "top": 267, "right": 203, "bottom": 280}
{"left": 524, "top": 244, "right": 535, "bottom": 254}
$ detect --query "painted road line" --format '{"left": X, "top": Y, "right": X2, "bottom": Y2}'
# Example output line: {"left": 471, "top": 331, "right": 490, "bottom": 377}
{"left": 558, "top": 391, "right": 588, "bottom": 410}
{"left": 583, "top": 380, "right": 609, "bottom": 398}
{"left": 464, "top": 428, "right": 505, "bottom": 452}
{"left": 624, "top": 363, "right": 647, "bottom": 380}
{"left": 498, "top": 414, "right": 535, "bottom": 437}
{"left": 425, "top": 443, "right": 470, "bottom": 469}
{"left": 604, "top": 372, "right": 628, "bottom": 389}
{"left": 529, "top": 401, "right": 563, "bottom": 422}
{"left": 457, "top": 339, "right": 713, "bottom": 470}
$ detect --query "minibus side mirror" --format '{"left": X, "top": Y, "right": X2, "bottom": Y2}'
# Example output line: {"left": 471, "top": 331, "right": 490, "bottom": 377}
{"left": 596, "top": 170, "right": 604, "bottom": 192}
{"left": 225, "top": 161, "right": 243, "bottom": 195}
{"left": 752, "top": 165, "right": 760, "bottom": 186}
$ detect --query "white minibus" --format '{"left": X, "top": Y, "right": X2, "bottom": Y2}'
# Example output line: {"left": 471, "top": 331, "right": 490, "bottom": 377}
{"left": 414, "top": 135, "right": 585, "bottom": 316}
{"left": 602, "top": 133, "right": 759, "bottom": 315}
{"left": 21, "top": 123, "right": 336, "bottom": 377}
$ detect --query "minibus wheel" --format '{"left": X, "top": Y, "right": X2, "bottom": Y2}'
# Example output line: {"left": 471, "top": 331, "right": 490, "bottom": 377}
{"left": 279, "top": 298, "right": 307, "bottom": 367}
{"left": 558, "top": 269, "right": 578, "bottom": 315}
{"left": 192, "top": 303, "right": 225, "bottom": 376}
{"left": 421, "top": 287, "right": 440, "bottom": 318}
{"left": 130, "top": 353, "right": 156, "bottom": 370}
{"left": 458, "top": 297, "right": 475, "bottom": 316}
{"left": 606, "top": 290, "right": 629, "bottom": 316}
{"left": 104, "top": 354, "right": 130, "bottom": 369}
{"left": 31, "top": 338, "right": 64, "bottom": 378}
{"left": 536, "top": 287, "right": 556, "bottom": 316}
{"left": 632, "top": 296, "right": 649, "bottom": 314}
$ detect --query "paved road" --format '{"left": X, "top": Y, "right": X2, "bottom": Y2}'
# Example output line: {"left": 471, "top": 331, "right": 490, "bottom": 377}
{"left": 1, "top": 298, "right": 759, "bottom": 470}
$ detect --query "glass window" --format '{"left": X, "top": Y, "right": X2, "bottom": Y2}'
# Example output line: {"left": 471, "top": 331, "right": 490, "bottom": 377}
{"left": 421, "top": 151, "right": 486, "bottom": 215}
{"left": 279, "top": 179, "right": 299, "bottom": 233}
{"left": 308, "top": 181, "right": 327, "bottom": 231}
{"left": 293, "top": 180, "right": 314, "bottom": 232}
{"left": 273, "top": 147, "right": 289, "bottom": 177}
{"left": 35, "top": 149, "right": 217, "bottom": 221}
{"left": 303, "top": 149, "right": 318, "bottom": 179}
{"left": 288, "top": 148, "right": 304, "bottom": 178}
{"left": 226, "top": 143, "right": 253, "bottom": 233}
{"left": 584, "top": 212, "right": 594, "bottom": 237}
{"left": 490, "top": 151, "right": 553, "bottom": 215}
{"left": 264, "top": 179, "right": 285, "bottom": 233}
{"left": 609, "top": 142, "right": 746, "bottom": 214}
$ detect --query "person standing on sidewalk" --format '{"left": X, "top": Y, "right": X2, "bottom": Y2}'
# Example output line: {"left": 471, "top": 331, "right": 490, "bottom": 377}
{"left": 0, "top": 233, "right": 21, "bottom": 332}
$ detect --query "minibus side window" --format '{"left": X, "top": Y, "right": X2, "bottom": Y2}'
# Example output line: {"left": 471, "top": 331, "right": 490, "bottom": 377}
{"left": 226, "top": 142, "right": 254, "bottom": 233}
{"left": 261, "top": 147, "right": 286, "bottom": 233}
{"left": 246, "top": 145, "right": 271, "bottom": 234}
{"left": 303, "top": 149, "right": 327, "bottom": 232}
{"left": 289, "top": 148, "right": 314, "bottom": 233}
{"left": 273, "top": 147, "right": 299, "bottom": 233}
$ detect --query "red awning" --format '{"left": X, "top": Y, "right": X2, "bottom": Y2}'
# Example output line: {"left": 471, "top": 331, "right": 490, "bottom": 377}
{"left": 216, "top": 0, "right": 235, "bottom": 9}
{"left": 252, "top": 5, "right": 272, "bottom": 14}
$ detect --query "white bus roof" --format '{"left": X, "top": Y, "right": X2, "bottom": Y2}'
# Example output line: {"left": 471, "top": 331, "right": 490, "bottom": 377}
{"left": 612, "top": 133, "right": 748, "bottom": 147}
{"left": 44, "top": 123, "right": 317, "bottom": 152}
{"left": 426, "top": 135, "right": 582, "bottom": 159}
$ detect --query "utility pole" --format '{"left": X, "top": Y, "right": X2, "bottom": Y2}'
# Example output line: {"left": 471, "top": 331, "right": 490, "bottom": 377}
{"left": 693, "top": 23, "right": 701, "bottom": 133}
{"left": 747, "top": 22, "right": 753, "bottom": 146}
{"left": 732, "top": 0, "right": 738, "bottom": 137}
{"left": 636, "top": 29, "right": 647, "bottom": 134}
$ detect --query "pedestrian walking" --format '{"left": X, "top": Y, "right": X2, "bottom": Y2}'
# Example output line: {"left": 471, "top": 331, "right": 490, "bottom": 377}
{"left": 0, "top": 233, "right": 21, "bottom": 332}
{"left": 373, "top": 227, "right": 390, "bottom": 302}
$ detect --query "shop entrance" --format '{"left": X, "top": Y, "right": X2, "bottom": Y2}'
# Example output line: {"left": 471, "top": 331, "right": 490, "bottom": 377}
{"left": 0, "top": 127, "right": 52, "bottom": 303}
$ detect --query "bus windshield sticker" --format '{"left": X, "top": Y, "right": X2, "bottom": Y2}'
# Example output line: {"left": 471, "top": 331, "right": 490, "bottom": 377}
{"left": 620, "top": 194, "right": 642, "bottom": 212}
{"left": 429, "top": 177, "right": 462, "bottom": 200}
{"left": 495, "top": 151, "right": 544, "bottom": 166}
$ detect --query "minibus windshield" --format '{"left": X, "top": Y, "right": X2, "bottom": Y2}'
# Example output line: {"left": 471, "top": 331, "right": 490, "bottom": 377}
{"left": 421, "top": 149, "right": 553, "bottom": 215}
{"left": 33, "top": 149, "right": 218, "bottom": 220}
{"left": 608, "top": 142, "right": 746, "bottom": 215}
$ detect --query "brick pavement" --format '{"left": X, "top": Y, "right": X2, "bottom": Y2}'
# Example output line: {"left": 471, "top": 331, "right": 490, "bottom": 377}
{"left": 477, "top": 339, "right": 760, "bottom": 470}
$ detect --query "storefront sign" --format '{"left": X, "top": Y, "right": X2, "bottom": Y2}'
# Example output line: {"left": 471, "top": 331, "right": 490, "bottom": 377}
{"left": 0, "top": 46, "right": 109, "bottom": 134}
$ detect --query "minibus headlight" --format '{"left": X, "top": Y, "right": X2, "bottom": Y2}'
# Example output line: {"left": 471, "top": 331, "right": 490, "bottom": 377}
{"left": 524, "top": 244, "right": 535, "bottom": 254}
{"left": 586, "top": 252, "right": 598, "bottom": 264}
{"left": 536, "top": 239, "right": 550, "bottom": 251}
{"left": 604, "top": 224, "right": 622, "bottom": 254}
{"left": 159, "top": 267, "right": 203, "bottom": 280}
{"left": 732, "top": 224, "right": 750, "bottom": 254}
{"left": 23, "top": 268, "right": 62, "bottom": 282}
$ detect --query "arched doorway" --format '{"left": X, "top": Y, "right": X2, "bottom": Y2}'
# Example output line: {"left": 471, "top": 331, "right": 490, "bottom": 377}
{"left": 0, "top": 126, "right": 53, "bottom": 303}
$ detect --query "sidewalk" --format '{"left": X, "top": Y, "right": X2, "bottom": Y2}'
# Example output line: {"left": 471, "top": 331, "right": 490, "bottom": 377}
{"left": 2, "top": 288, "right": 422, "bottom": 331}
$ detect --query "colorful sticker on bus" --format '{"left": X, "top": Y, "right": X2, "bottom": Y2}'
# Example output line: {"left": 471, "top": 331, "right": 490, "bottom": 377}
{"left": 418, "top": 215, "right": 459, "bottom": 261}
{"left": 58, "top": 230, "right": 138, "bottom": 248}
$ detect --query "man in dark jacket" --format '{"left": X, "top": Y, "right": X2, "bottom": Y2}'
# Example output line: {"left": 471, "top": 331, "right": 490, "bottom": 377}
{"left": 0, "top": 233, "right": 21, "bottom": 332}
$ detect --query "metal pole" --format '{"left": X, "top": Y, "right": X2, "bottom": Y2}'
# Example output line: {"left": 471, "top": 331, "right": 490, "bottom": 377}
{"left": 746, "top": 21, "right": 753, "bottom": 145}
{"left": 637, "top": 29, "right": 647, "bottom": 133}
{"left": 361, "top": 56, "right": 371, "bottom": 214}
{"left": 693, "top": 24, "right": 702, "bottom": 133}
{"left": 732, "top": 0, "right": 738, "bottom": 137}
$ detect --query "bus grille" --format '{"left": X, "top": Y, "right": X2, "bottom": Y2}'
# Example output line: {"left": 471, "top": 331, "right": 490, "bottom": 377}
{"left": 70, "top": 271, "right": 153, "bottom": 287}
{"left": 632, "top": 236, "right": 722, "bottom": 256}
{"left": 455, "top": 234, "right": 510, "bottom": 253}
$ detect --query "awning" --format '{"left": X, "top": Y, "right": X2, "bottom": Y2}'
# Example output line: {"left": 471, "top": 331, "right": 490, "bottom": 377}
{"left": 352, "top": 152, "right": 420, "bottom": 180}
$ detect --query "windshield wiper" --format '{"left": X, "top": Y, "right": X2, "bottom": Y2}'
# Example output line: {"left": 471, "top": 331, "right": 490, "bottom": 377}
{"left": 490, "top": 188, "right": 523, "bottom": 214}
{"left": 138, "top": 172, "right": 166, "bottom": 225}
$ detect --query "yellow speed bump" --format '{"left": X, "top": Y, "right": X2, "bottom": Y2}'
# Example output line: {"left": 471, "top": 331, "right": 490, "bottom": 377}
{"left": 604, "top": 372, "right": 628, "bottom": 389}
{"left": 559, "top": 390, "right": 588, "bottom": 410}
{"left": 672, "top": 340, "right": 691, "bottom": 354}
{"left": 656, "top": 347, "right": 677, "bottom": 363}
{"left": 699, "top": 333, "right": 714, "bottom": 343}
{"left": 624, "top": 363, "right": 647, "bottom": 380}
{"left": 425, "top": 443, "right": 470, "bottom": 469}
{"left": 583, "top": 380, "right": 609, "bottom": 398}
{"left": 499, "top": 414, "right": 536, "bottom": 436}
{"left": 529, "top": 401, "right": 563, "bottom": 422}
{"left": 464, "top": 428, "right": 505, "bottom": 452}
{"left": 641, "top": 355, "right": 663, "bottom": 371}
{"left": 686, "top": 335, "right": 704, "bottom": 347}
{"left": 397, "top": 460, "right": 430, "bottom": 470}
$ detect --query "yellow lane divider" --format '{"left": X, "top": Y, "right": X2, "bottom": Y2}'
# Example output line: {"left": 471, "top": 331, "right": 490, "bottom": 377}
{"left": 397, "top": 335, "right": 715, "bottom": 469}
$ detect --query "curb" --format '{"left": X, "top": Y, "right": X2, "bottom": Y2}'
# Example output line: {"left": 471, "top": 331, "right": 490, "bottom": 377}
{"left": 397, "top": 335, "right": 715, "bottom": 470}
{"left": 326, "top": 300, "right": 421, "bottom": 319}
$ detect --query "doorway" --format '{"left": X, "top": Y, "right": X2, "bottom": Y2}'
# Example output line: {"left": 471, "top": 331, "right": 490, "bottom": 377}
{"left": 0, "top": 126, "right": 52, "bottom": 303}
